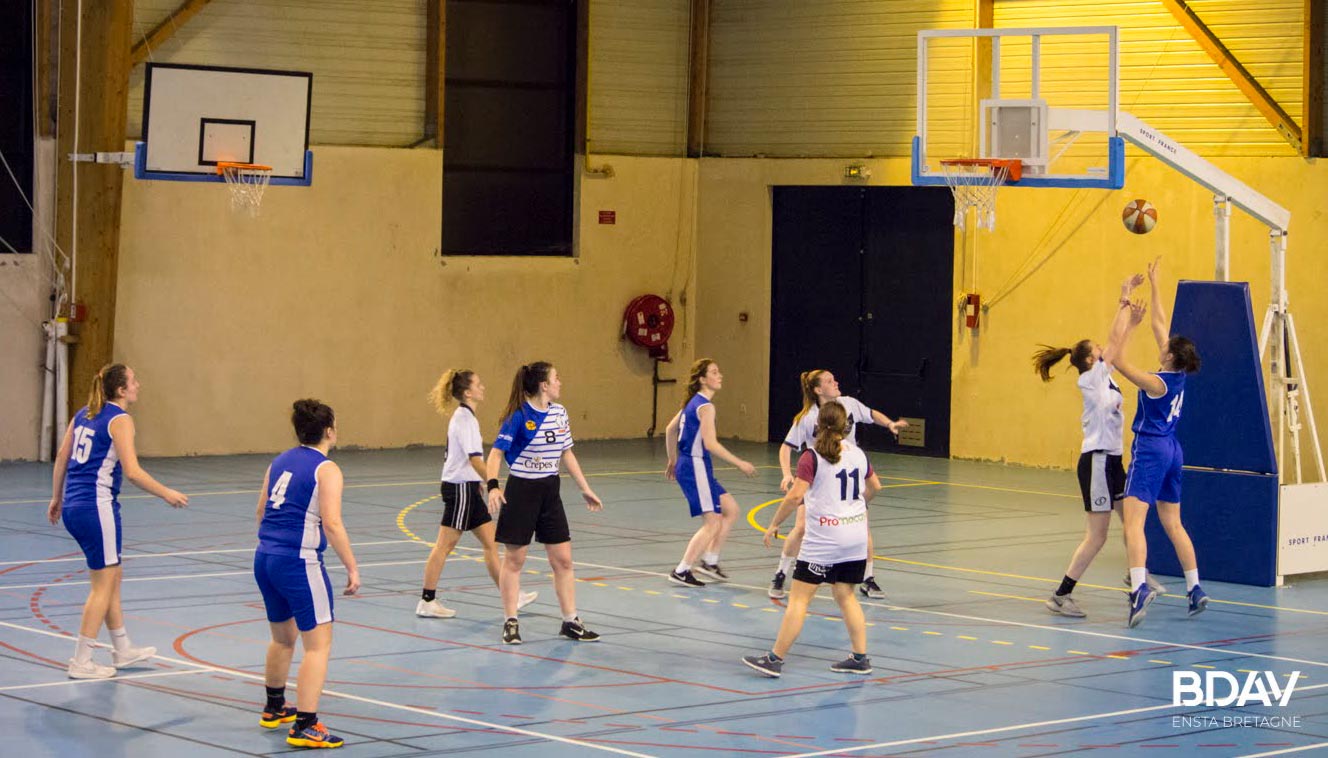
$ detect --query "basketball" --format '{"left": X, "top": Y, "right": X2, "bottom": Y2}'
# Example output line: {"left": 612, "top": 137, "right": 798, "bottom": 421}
{"left": 1122, "top": 199, "right": 1158, "bottom": 234}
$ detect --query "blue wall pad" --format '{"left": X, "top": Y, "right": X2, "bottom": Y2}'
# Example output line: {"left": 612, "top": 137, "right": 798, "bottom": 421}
{"left": 1170, "top": 281, "right": 1276, "bottom": 474}
{"left": 1145, "top": 467, "right": 1279, "bottom": 586}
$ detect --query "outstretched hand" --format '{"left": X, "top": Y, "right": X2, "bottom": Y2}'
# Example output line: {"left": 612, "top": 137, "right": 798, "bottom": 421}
{"left": 1147, "top": 256, "right": 1162, "bottom": 283}
{"left": 1128, "top": 298, "right": 1147, "bottom": 325}
{"left": 1122, "top": 273, "right": 1145, "bottom": 295}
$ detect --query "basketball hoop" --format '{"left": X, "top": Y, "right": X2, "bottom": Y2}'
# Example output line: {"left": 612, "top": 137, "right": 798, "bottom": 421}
{"left": 939, "top": 158, "right": 1022, "bottom": 232}
{"left": 216, "top": 162, "right": 273, "bottom": 216}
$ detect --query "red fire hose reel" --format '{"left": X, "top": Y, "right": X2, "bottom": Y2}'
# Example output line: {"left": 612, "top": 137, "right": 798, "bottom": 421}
{"left": 622, "top": 294, "right": 674, "bottom": 361}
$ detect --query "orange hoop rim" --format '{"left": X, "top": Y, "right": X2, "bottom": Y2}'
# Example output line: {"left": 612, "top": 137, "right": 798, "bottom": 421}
{"left": 215, "top": 161, "right": 273, "bottom": 174}
{"left": 938, "top": 157, "right": 1022, "bottom": 182}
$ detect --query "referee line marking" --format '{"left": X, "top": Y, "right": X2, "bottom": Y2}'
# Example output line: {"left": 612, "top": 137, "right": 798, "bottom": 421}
{"left": 776, "top": 686, "right": 1328, "bottom": 758}
{"left": 0, "top": 620, "right": 656, "bottom": 757}
{"left": 745, "top": 499, "right": 1328, "bottom": 618}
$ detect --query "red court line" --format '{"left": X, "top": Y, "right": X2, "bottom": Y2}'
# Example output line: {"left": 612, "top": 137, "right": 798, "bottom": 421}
{"left": 0, "top": 639, "right": 67, "bottom": 668}
{"left": 758, "top": 653, "right": 1101, "bottom": 695}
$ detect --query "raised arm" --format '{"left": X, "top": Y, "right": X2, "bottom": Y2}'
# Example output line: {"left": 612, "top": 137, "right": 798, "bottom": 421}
{"left": 1112, "top": 299, "right": 1168, "bottom": 397}
{"left": 1147, "top": 256, "right": 1169, "bottom": 351}
{"left": 317, "top": 462, "right": 360, "bottom": 595}
{"left": 46, "top": 420, "right": 75, "bottom": 524}
{"left": 698, "top": 404, "right": 756, "bottom": 477}
{"left": 868, "top": 409, "right": 907, "bottom": 435}
{"left": 110, "top": 415, "right": 188, "bottom": 507}
{"left": 1102, "top": 274, "right": 1145, "bottom": 366}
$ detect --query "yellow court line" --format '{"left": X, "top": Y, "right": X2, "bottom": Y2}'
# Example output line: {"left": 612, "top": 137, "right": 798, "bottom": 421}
{"left": 970, "top": 590, "right": 1047, "bottom": 604}
{"left": 744, "top": 500, "right": 1328, "bottom": 618}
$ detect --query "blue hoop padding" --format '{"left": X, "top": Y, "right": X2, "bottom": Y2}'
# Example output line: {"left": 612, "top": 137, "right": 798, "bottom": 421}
{"left": 133, "top": 142, "right": 313, "bottom": 186}
{"left": 911, "top": 135, "right": 1124, "bottom": 190}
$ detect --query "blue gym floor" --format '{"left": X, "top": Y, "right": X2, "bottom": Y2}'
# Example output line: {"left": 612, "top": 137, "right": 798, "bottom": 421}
{"left": 1, "top": 439, "right": 1326, "bottom": 757}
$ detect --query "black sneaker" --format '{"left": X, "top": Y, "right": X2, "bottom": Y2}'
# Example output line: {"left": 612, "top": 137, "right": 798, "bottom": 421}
{"left": 830, "top": 655, "right": 873, "bottom": 675}
{"left": 858, "top": 577, "right": 886, "bottom": 600}
{"left": 559, "top": 618, "right": 600, "bottom": 642}
{"left": 669, "top": 569, "right": 706, "bottom": 587}
{"left": 768, "top": 570, "right": 787, "bottom": 599}
{"left": 502, "top": 618, "right": 522, "bottom": 645}
{"left": 741, "top": 653, "right": 783, "bottom": 678}
{"left": 695, "top": 562, "right": 729, "bottom": 581}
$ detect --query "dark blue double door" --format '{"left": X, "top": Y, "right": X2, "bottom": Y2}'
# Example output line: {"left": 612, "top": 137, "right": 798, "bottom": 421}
{"left": 770, "top": 186, "right": 954, "bottom": 457}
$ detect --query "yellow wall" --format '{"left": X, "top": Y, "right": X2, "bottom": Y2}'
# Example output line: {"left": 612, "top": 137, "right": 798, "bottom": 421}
{"left": 115, "top": 149, "right": 697, "bottom": 456}
{"left": 692, "top": 154, "right": 1328, "bottom": 474}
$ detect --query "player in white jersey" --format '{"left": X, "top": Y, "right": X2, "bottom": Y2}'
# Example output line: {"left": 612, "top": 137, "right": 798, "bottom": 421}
{"left": 1033, "top": 274, "right": 1165, "bottom": 619}
{"left": 416, "top": 369, "right": 536, "bottom": 618}
{"left": 663, "top": 359, "right": 757, "bottom": 587}
{"left": 742, "top": 402, "right": 882, "bottom": 678}
{"left": 486, "top": 362, "right": 603, "bottom": 644}
{"left": 47, "top": 364, "right": 188, "bottom": 680}
{"left": 254, "top": 399, "right": 360, "bottom": 749}
{"left": 769, "top": 370, "right": 906, "bottom": 601}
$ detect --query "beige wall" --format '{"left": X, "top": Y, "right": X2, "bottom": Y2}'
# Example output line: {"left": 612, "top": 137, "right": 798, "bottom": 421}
{"left": 0, "top": 261, "right": 50, "bottom": 461}
{"left": 114, "top": 149, "right": 698, "bottom": 456}
{"left": 692, "top": 154, "right": 1328, "bottom": 474}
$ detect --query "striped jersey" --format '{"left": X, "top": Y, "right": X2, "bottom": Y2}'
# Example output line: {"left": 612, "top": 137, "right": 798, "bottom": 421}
{"left": 257, "top": 446, "right": 332, "bottom": 560}
{"left": 677, "top": 394, "right": 712, "bottom": 460}
{"left": 440, "top": 405, "right": 484, "bottom": 483}
{"left": 63, "top": 403, "right": 128, "bottom": 508}
{"left": 782, "top": 396, "right": 875, "bottom": 451}
{"left": 494, "top": 402, "right": 573, "bottom": 479}
{"left": 796, "top": 442, "right": 874, "bottom": 565}
{"left": 1077, "top": 360, "right": 1124, "bottom": 455}
{"left": 1132, "top": 371, "right": 1186, "bottom": 438}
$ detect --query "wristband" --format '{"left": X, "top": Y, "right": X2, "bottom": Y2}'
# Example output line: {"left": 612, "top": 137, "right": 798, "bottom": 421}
{"left": 487, "top": 478, "right": 500, "bottom": 492}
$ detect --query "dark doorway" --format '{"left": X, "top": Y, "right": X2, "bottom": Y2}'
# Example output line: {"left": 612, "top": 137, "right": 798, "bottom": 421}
{"left": 770, "top": 186, "right": 954, "bottom": 457}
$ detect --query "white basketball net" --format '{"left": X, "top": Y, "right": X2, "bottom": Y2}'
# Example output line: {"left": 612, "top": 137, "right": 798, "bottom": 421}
{"left": 220, "top": 164, "right": 273, "bottom": 216}
{"left": 940, "top": 161, "right": 1011, "bottom": 232}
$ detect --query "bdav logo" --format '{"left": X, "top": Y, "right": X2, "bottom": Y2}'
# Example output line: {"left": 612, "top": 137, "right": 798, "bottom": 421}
{"left": 1173, "top": 670, "right": 1301, "bottom": 707}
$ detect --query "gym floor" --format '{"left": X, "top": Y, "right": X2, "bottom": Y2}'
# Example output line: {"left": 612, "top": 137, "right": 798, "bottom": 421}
{"left": 1, "top": 440, "right": 1325, "bottom": 757}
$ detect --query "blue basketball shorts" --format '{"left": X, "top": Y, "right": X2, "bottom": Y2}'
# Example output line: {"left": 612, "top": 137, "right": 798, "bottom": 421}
{"left": 1125, "top": 434, "right": 1184, "bottom": 506}
{"left": 253, "top": 551, "right": 335, "bottom": 632}
{"left": 62, "top": 502, "right": 122, "bottom": 570}
{"left": 675, "top": 455, "right": 727, "bottom": 517}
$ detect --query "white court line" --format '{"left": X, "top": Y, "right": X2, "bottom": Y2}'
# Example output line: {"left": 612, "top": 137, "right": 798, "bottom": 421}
{"left": 0, "top": 668, "right": 208, "bottom": 692}
{"left": 0, "top": 539, "right": 413, "bottom": 566}
{"left": 1240, "top": 742, "right": 1328, "bottom": 758}
{"left": 0, "top": 557, "right": 428, "bottom": 591}
{"left": 0, "top": 620, "right": 656, "bottom": 757}
{"left": 776, "top": 684, "right": 1328, "bottom": 758}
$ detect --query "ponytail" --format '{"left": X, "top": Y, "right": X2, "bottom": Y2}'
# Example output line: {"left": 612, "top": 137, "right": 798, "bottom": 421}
{"left": 813, "top": 401, "right": 849, "bottom": 464}
{"left": 85, "top": 364, "right": 129, "bottom": 419}
{"left": 428, "top": 368, "right": 474, "bottom": 417}
{"left": 681, "top": 359, "right": 715, "bottom": 410}
{"left": 502, "top": 361, "right": 553, "bottom": 422}
{"left": 793, "top": 369, "right": 827, "bottom": 423}
{"left": 1032, "top": 340, "right": 1094, "bottom": 382}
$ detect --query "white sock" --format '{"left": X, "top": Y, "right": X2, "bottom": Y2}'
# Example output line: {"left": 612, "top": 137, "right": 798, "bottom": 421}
{"left": 702, "top": 552, "right": 719, "bottom": 565}
{"left": 864, "top": 565, "right": 875, "bottom": 582}
{"left": 562, "top": 613, "right": 579, "bottom": 623}
{"left": 74, "top": 635, "right": 97, "bottom": 664}
{"left": 1184, "top": 569, "right": 1200, "bottom": 592}
{"left": 108, "top": 627, "right": 131, "bottom": 653}
{"left": 675, "top": 561, "right": 691, "bottom": 574}
{"left": 778, "top": 554, "right": 796, "bottom": 574}
{"left": 1129, "top": 567, "right": 1147, "bottom": 591}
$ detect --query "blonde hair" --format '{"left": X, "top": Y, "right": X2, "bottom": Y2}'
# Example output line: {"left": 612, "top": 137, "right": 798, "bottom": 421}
{"left": 793, "top": 369, "right": 828, "bottom": 424}
{"left": 85, "top": 364, "right": 129, "bottom": 419}
{"left": 681, "top": 359, "right": 715, "bottom": 409}
{"left": 428, "top": 369, "right": 475, "bottom": 417}
{"left": 813, "top": 401, "right": 850, "bottom": 464}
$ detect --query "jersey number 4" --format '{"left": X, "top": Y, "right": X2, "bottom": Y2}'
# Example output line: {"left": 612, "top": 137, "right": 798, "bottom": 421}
{"left": 72, "top": 427, "right": 95, "bottom": 464}
{"left": 1166, "top": 392, "right": 1185, "bottom": 423}
{"left": 835, "top": 469, "right": 861, "bottom": 500}
{"left": 268, "top": 471, "right": 293, "bottom": 509}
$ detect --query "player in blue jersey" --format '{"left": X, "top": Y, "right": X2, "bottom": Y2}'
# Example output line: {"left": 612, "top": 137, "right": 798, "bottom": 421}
{"left": 1114, "top": 258, "right": 1206, "bottom": 628}
{"left": 664, "top": 359, "right": 757, "bottom": 587}
{"left": 417, "top": 369, "right": 536, "bottom": 618}
{"left": 254, "top": 400, "right": 361, "bottom": 749}
{"left": 46, "top": 364, "right": 188, "bottom": 679}
{"left": 486, "top": 362, "right": 602, "bottom": 645}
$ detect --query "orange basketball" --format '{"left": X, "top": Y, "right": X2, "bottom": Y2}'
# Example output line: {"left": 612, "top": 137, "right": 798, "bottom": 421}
{"left": 1122, "top": 199, "right": 1157, "bottom": 234}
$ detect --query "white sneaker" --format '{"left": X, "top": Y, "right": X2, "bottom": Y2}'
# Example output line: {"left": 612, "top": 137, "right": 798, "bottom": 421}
{"left": 68, "top": 658, "right": 116, "bottom": 679}
{"left": 415, "top": 598, "right": 457, "bottom": 618}
{"left": 112, "top": 645, "right": 157, "bottom": 669}
{"left": 517, "top": 591, "right": 538, "bottom": 610}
